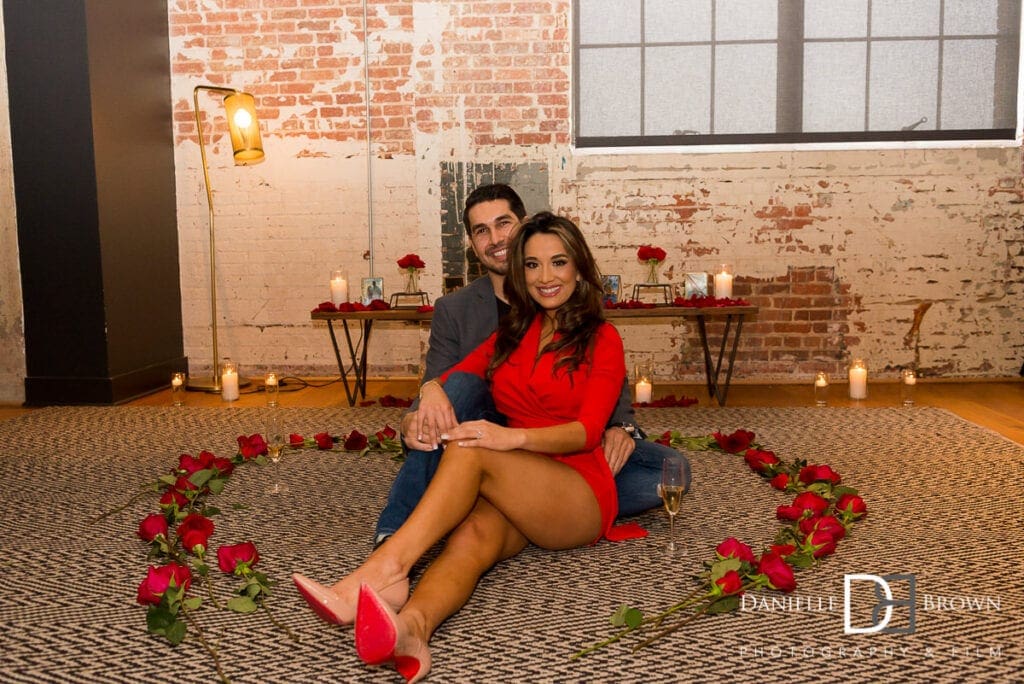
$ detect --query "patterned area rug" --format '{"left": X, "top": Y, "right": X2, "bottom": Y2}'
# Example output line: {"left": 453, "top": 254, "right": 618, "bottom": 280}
{"left": 0, "top": 406, "right": 1021, "bottom": 683}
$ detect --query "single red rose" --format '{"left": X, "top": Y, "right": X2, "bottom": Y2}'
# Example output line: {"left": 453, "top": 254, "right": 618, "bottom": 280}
{"left": 344, "top": 430, "right": 369, "bottom": 451}
{"left": 743, "top": 448, "right": 780, "bottom": 474}
{"left": 712, "top": 429, "right": 755, "bottom": 453}
{"left": 716, "top": 537, "right": 756, "bottom": 563}
{"left": 177, "top": 513, "right": 215, "bottom": 553}
{"left": 715, "top": 570, "right": 744, "bottom": 596}
{"left": 217, "top": 541, "right": 260, "bottom": 574}
{"left": 416, "top": 305, "right": 434, "bottom": 313}
{"left": 376, "top": 424, "right": 398, "bottom": 442}
{"left": 368, "top": 299, "right": 390, "bottom": 310}
{"left": 289, "top": 433, "right": 305, "bottom": 446}
{"left": 314, "top": 432, "right": 334, "bottom": 450}
{"left": 798, "top": 464, "right": 842, "bottom": 485}
{"left": 136, "top": 563, "right": 192, "bottom": 605}
{"left": 804, "top": 529, "right": 838, "bottom": 558}
{"left": 397, "top": 253, "right": 426, "bottom": 270}
{"left": 637, "top": 245, "right": 667, "bottom": 262}
{"left": 379, "top": 395, "right": 414, "bottom": 407}
{"left": 769, "top": 473, "right": 789, "bottom": 490}
{"left": 211, "top": 456, "right": 234, "bottom": 476}
{"left": 770, "top": 543, "right": 797, "bottom": 558}
{"left": 159, "top": 488, "right": 188, "bottom": 509}
{"left": 177, "top": 451, "right": 214, "bottom": 475}
{"left": 799, "top": 514, "right": 846, "bottom": 541}
{"left": 137, "top": 513, "right": 169, "bottom": 542}
{"left": 757, "top": 551, "right": 796, "bottom": 592}
{"left": 834, "top": 493, "right": 868, "bottom": 519}
{"left": 312, "top": 301, "right": 337, "bottom": 313}
{"left": 237, "top": 433, "right": 268, "bottom": 459}
{"left": 776, "top": 491, "right": 830, "bottom": 521}
{"left": 655, "top": 430, "right": 672, "bottom": 446}
{"left": 172, "top": 475, "right": 199, "bottom": 495}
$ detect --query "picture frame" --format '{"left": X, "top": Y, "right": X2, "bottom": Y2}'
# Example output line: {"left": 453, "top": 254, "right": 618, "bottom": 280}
{"left": 361, "top": 277, "right": 384, "bottom": 305}
{"left": 601, "top": 274, "right": 621, "bottom": 305}
{"left": 683, "top": 272, "right": 709, "bottom": 299}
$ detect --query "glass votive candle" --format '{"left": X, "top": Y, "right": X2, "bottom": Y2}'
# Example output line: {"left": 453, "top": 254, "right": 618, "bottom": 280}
{"left": 265, "top": 371, "right": 280, "bottom": 407}
{"left": 171, "top": 372, "right": 186, "bottom": 407}
{"left": 848, "top": 359, "right": 868, "bottom": 400}
{"left": 221, "top": 359, "right": 240, "bottom": 401}
{"left": 900, "top": 368, "right": 917, "bottom": 406}
{"left": 330, "top": 269, "right": 349, "bottom": 306}
{"left": 813, "top": 371, "right": 829, "bottom": 407}
{"left": 634, "top": 361, "right": 653, "bottom": 404}
{"left": 713, "top": 263, "right": 734, "bottom": 299}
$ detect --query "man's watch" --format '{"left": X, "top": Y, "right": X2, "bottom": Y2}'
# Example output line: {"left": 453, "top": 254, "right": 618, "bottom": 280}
{"left": 619, "top": 423, "right": 646, "bottom": 440}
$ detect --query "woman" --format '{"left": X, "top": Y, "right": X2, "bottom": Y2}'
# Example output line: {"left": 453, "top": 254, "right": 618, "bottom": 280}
{"left": 293, "top": 213, "right": 626, "bottom": 682}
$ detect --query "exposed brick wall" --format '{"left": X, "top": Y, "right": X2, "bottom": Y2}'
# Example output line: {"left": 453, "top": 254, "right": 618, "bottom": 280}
{"left": 152, "top": 1, "right": 1024, "bottom": 385}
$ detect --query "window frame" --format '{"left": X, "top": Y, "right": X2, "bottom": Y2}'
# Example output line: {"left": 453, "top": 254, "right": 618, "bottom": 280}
{"left": 572, "top": 0, "right": 1024, "bottom": 152}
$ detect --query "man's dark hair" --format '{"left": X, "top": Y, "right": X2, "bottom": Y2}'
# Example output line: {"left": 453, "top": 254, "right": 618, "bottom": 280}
{"left": 462, "top": 184, "right": 527, "bottom": 234}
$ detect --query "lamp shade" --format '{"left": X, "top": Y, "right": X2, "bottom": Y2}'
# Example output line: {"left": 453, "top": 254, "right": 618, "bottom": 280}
{"left": 223, "top": 91, "right": 264, "bottom": 165}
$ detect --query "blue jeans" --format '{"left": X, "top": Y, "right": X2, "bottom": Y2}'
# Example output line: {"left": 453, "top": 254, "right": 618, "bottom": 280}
{"left": 373, "top": 372, "right": 691, "bottom": 539}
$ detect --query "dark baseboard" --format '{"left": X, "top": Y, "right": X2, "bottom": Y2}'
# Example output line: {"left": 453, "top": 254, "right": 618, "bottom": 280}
{"left": 23, "top": 356, "right": 188, "bottom": 406}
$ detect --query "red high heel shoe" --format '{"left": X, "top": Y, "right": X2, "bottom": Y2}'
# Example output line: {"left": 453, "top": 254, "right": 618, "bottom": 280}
{"left": 292, "top": 573, "right": 409, "bottom": 626}
{"left": 355, "top": 583, "right": 431, "bottom": 683}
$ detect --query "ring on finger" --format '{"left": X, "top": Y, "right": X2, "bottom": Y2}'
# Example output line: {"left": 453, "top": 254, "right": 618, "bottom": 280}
{"left": 476, "top": 430, "right": 483, "bottom": 439}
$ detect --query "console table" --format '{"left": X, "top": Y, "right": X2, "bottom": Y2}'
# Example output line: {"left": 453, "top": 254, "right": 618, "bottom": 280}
{"left": 311, "top": 305, "right": 757, "bottom": 407}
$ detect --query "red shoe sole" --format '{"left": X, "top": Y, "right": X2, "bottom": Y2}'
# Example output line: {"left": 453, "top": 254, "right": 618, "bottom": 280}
{"left": 294, "top": 579, "right": 346, "bottom": 625}
{"left": 355, "top": 584, "right": 398, "bottom": 665}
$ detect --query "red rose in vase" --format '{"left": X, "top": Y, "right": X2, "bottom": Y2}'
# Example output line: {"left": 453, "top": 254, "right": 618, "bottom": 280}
{"left": 397, "top": 254, "right": 426, "bottom": 270}
{"left": 637, "top": 245, "right": 667, "bottom": 262}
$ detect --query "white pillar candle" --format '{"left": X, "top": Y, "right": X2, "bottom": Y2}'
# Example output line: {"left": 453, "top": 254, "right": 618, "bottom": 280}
{"left": 330, "top": 273, "right": 349, "bottom": 305}
{"left": 635, "top": 379, "right": 653, "bottom": 403}
{"left": 221, "top": 367, "right": 240, "bottom": 401}
{"left": 848, "top": 360, "right": 868, "bottom": 400}
{"left": 713, "top": 271, "right": 733, "bottom": 299}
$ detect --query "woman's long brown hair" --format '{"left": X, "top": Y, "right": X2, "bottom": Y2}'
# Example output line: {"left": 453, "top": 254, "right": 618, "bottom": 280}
{"left": 487, "top": 212, "right": 606, "bottom": 380}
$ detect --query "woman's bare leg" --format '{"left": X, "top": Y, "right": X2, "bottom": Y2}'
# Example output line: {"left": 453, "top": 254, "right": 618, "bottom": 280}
{"left": 400, "top": 498, "right": 528, "bottom": 642}
{"left": 329, "top": 442, "right": 602, "bottom": 601}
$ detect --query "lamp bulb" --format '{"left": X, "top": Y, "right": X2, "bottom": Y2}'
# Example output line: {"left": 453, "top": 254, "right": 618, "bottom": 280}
{"left": 233, "top": 108, "right": 253, "bottom": 128}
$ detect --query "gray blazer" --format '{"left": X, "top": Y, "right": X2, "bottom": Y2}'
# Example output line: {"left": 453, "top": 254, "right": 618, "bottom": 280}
{"left": 418, "top": 275, "right": 637, "bottom": 428}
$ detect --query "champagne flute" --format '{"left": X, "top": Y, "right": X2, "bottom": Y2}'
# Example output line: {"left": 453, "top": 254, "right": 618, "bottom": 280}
{"left": 660, "top": 454, "right": 685, "bottom": 552}
{"left": 265, "top": 412, "right": 289, "bottom": 495}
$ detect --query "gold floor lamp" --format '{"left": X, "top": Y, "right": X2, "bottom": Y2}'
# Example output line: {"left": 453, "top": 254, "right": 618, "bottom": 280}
{"left": 189, "top": 85, "right": 265, "bottom": 392}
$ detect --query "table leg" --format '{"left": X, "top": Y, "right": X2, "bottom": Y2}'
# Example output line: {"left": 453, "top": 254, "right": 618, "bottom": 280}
{"left": 325, "top": 320, "right": 357, "bottom": 406}
{"left": 341, "top": 320, "right": 372, "bottom": 405}
{"left": 695, "top": 314, "right": 746, "bottom": 406}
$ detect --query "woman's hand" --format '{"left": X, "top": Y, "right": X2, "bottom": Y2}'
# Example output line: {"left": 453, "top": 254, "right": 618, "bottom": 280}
{"left": 407, "top": 381, "right": 458, "bottom": 450}
{"left": 442, "top": 420, "right": 525, "bottom": 451}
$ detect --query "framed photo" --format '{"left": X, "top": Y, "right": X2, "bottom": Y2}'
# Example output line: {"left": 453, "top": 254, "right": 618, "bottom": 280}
{"left": 361, "top": 277, "right": 384, "bottom": 305}
{"left": 601, "top": 274, "right": 621, "bottom": 305}
{"left": 683, "top": 272, "right": 709, "bottom": 299}
{"left": 444, "top": 276, "right": 465, "bottom": 294}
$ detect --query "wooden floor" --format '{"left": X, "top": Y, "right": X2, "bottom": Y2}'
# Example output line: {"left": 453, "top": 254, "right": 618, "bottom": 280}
{"left": 3, "top": 376, "right": 1023, "bottom": 446}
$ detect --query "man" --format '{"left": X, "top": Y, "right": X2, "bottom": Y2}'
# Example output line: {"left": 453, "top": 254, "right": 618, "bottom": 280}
{"left": 374, "top": 184, "right": 690, "bottom": 545}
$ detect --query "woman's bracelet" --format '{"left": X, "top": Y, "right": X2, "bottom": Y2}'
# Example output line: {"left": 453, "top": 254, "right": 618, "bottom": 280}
{"left": 418, "top": 378, "right": 442, "bottom": 399}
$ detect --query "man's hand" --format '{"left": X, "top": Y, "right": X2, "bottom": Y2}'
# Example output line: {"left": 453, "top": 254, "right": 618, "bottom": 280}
{"left": 602, "top": 426, "right": 636, "bottom": 475}
{"left": 404, "top": 382, "right": 458, "bottom": 450}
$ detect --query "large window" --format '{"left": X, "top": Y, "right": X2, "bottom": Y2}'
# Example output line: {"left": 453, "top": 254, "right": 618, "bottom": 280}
{"left": 575, "top": 0, "right": 1021, "bottom": 147}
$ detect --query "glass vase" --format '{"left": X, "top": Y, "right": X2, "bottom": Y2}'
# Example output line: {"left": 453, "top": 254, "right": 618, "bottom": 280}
{"left": 645, "top": 260, "right": 660, "bottom": 284}
{"left": 404, "top": 269, "right": 420, "bottom": 293}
